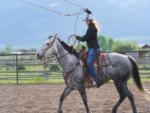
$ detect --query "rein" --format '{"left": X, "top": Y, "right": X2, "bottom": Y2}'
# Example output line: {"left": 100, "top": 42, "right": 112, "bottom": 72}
{"left": 56, "top": 40, "right": 80, "bottom": 73}
{"left": 55, "top": 45, "right": 69, "bottom": 60}
{"left": 56, "top": 45, "right": 80, "bottom": 85}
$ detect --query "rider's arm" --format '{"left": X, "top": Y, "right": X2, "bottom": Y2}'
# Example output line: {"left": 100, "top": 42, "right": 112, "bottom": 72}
{"left": 76, "top": 35, "right": 86, "bottom": 42}
{"left": 76, "top": 27, "right": 96, "bottom": 42}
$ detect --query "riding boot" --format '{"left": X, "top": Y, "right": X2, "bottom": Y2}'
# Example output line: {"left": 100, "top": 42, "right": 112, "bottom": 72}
{"left": 92, "top": 80, "right": 97, "bottom": 87}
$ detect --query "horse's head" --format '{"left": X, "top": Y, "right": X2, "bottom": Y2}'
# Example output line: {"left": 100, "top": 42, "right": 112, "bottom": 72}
{"left": 37, "top": 33, "right": 57, "bottom": 61}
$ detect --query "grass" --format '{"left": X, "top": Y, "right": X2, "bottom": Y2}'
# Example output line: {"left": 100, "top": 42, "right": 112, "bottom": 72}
{"left": 0, "top": 78, "right": 64, "bottom": 84}
{"left": 18, "top": 78, "right": 64, "bottom": 84}
{"left": 128, "top": 78, "right": 150, "bottom": 83}
{"left": 0, "top": 76, "right": 149, "bottom": 85}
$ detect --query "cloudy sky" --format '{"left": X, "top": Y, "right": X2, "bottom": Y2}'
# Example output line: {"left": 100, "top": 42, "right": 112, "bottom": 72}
{"left": 0, "top": 0, "right": 150, "bottom": 49}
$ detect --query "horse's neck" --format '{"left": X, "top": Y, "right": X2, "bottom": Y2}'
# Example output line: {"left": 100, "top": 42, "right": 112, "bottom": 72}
{"left": 55, "top": 41, "right": 78, "bottom": 73}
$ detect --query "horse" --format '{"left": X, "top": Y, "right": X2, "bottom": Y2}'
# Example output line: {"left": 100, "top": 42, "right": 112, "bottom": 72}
{"left": 37, "top": 34, "right": 149, "bottom": 113}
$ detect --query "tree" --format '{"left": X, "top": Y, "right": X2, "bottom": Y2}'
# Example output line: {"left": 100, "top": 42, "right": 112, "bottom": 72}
{"left": 107, "top": 37, "right": 114, "bottom": 51}
{"left": 112, "top": 41, "right": 140, "bottom": 52}
{"left": 75, "top": 35, "right": 140, "bottom": 52}
{"left": 97, "top": 35, "right": 140, "bottom": 52}
{"left": 97, "top": 35, "right": 114, "bottom": 51}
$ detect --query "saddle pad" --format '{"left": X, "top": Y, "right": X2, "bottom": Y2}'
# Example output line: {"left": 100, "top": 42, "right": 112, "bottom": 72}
{"left": 95, "top": 53, "right": 112, "bottom": 67}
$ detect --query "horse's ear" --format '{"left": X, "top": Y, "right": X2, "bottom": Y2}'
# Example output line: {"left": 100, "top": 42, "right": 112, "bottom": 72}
{"left": 48, "top": 35, "right": 53, "bottom": 39}
{"left": 52, "top": 33, "right": 57, "bottom": 42}
{"left": 48, "top": 33, "right": 57, "bottom": 40}
{"left": 54, "top": 33, "right": 57, "bottom": 39}
{"left": 53, "top": 33, "right": 57, "bottom": 41}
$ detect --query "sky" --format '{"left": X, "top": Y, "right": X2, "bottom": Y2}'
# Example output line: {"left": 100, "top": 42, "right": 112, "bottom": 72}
{"left": 0, "top": 0, "right": 150, "bottom": 49}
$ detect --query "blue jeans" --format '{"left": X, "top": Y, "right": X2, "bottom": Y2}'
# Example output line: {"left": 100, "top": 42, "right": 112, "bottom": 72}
{"left": 87, "top": 48, "right": 99, "bottom": 82}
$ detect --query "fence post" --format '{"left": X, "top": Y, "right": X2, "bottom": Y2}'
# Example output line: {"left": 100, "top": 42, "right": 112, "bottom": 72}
{"left": 16, "top": 54, "right": 19, "bottom": 84}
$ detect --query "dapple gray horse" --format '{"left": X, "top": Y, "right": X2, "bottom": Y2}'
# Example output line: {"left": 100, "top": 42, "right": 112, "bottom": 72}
{"left": 37, "top": 34, "right": 149, "bottom": 113}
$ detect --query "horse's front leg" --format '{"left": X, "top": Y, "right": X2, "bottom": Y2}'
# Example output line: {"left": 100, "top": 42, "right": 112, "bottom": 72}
{"left": 58, "top": 86, "right": 72, "bottom": 113}
{"left": 78, "top": 84, "right": 91, "bottom": 113}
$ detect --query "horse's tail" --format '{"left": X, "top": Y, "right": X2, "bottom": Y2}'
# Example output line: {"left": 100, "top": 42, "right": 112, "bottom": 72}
{"left": 128, "top": 56, "right": 150, "bottom": 101}
{"left": 128, "top": 56, "right": 144, "bottom": 92}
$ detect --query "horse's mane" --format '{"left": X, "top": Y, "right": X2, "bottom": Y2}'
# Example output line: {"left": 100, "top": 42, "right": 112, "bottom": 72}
{"left": 57, "top": 38, "right": 79, "bottom": 59}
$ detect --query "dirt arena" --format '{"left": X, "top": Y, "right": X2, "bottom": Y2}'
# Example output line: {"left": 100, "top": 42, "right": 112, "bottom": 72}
{"left": 0, "top": 83, "right": 150, "bottom": 113}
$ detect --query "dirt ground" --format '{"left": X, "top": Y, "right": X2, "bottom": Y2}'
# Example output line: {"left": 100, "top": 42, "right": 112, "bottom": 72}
{"left": 0, "top": 83, "right": 150, "bottom": 113}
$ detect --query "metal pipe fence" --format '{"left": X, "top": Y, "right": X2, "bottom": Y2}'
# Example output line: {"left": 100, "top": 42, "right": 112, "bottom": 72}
{"left": 0, "top": 51, "right": 150, "bottom": 84}
{"left": 0, "top": 54, "right": 63, "bottom": 84}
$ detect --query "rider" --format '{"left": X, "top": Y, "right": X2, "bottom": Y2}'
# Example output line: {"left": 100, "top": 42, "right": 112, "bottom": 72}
{"left": 75, "top": 15, "right": 100, "bottom": 86}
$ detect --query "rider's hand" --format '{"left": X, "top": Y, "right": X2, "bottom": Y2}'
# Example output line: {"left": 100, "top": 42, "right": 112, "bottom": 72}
{"left": 75, "top": 36, "right": 80, "bottom": 40}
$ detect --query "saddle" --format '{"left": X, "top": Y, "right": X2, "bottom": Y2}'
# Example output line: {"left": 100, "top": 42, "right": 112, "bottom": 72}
{"left": 79, "top": 48, "right": 112, "bottom": 88}
{"left": 79, "top": 48, "right": 112, "bottom": 67}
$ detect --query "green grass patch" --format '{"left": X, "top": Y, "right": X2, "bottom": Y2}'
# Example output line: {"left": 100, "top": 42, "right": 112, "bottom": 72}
{"left": 128, "top": 78, "right": 150, "bottom": 83}
{"left": 18, "top": 78, "right": 64, "bottom": 84}
{"left": 0, "top": 78, "right": 64, "bottom": 84}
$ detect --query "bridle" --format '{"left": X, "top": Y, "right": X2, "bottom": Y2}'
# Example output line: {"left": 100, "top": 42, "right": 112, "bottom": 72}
{"left": 39, "top": 34, "right": 80, "bottom": 84}
{"left": 41, "top": 34, "right": 76, "bottom": 62}
{"left": 40, "top": 34, "right": 57, "bottom": 59}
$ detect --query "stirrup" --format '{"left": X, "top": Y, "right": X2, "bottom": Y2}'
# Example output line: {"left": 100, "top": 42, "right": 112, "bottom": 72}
{"left": 92, "top": 81, "right": 97, "bottom": 87}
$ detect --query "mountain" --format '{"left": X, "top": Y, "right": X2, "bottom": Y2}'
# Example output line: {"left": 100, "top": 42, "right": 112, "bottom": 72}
{"left": 0, "top": 0, "right": 150, "bottom": 49}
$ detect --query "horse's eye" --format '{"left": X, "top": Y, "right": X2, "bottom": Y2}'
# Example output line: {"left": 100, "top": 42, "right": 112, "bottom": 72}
{"left": 46, "top": 43, "right": 49, "bottom": 45}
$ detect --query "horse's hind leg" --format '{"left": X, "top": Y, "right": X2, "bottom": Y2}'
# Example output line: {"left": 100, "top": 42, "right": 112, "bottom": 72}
{"left": 58, "top": 86, "right": 72, "bottom": 113}
{"left": 112, "top": 82, "right": 126, "bottom": 113}
{"left": 112, "top": 81, "right": 137, "bottom": 113}
{"left": 78, "top": 84, "right": 91, "bottom": 113}
{"left": 124, "top": 83, "right": 137, "bottom": 113}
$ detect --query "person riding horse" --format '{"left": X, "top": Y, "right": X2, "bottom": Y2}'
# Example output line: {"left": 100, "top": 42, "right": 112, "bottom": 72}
{"left": 75, "top": 16, "right": 101, "bottom": 86}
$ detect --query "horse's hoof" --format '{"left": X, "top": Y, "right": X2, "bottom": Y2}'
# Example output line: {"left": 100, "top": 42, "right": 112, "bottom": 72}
{"left": 58, "top": 111, "right": 63, "bottom": 113}
{"left": 111, "top": 110, "right": 116, "bottom": 113}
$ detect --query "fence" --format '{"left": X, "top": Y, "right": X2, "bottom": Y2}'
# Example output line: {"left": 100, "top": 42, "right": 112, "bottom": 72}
{"left": 0, "top": 54, "right": 63, "bottom": 84}
{"left": 124, "top": 50, "right": 150, "bottom": 79}
{"left": 0, "top": 51, "right": 150, "bottom": 84}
